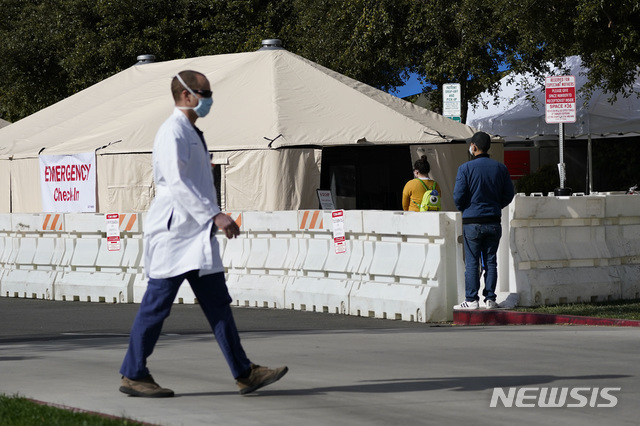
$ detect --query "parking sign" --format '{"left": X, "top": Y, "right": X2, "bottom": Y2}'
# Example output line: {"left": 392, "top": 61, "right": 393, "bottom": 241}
{"left": 545, "top": 76, "right": 576, "bottom": 123}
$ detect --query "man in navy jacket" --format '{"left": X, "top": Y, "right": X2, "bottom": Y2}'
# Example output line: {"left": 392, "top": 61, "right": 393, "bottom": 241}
{"left": 453, "top": 132, "right": 514, "bottom": 310}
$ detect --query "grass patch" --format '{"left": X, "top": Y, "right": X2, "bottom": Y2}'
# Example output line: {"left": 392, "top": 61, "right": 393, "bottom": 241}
{"left": 513, "top": 299, "right": 640, "bottom": 320}
{"left": 0, "top": 394, "right": 147, "bottom": 426}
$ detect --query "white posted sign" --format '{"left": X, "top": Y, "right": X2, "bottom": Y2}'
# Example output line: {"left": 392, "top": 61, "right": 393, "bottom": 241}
{"left": 443, "top": 83, "right": 461, "bottom": 119}
{"left": 39, "top": 152, "right": 96, "bottom": 212}
{"left": 545, "top": 75, "right": 576, "bottom": 124}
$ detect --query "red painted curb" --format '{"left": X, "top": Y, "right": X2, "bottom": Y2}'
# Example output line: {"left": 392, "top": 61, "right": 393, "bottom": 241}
{"left": 453, "top": 310, "right": 640, "bottom": 327}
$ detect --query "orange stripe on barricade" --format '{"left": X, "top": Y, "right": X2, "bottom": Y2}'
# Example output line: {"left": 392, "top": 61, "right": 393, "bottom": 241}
{"left": 124, "top": 214, "right": 137, "bottom": 231}
{"left": 299, "top": 211, "right": 323, "bottom": 229}
{"left": 42, "top": 214, "right": 62, "bottom": 231}
{"left": 225, "top": 212, "right": 242, "bottom": 228}
{"left": 117, "top": 213, "right": 139, "bottom": 232}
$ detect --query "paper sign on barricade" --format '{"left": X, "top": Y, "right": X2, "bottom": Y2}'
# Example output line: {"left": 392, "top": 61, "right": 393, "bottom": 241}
{"left": 332, "top": 210, "right": 346, "bottom": 254}
{"left": 317, "top": 189, "right": 336, "bottom": 210}
{"left": 106, "top": 213, "right": 121, "bottom": 251}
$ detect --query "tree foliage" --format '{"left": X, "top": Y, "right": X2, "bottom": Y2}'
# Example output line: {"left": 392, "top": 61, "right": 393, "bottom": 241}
{"left": 0, "top": 0, "right": 639, "bottom": 122}
{"left": 403, "top": 0, "right": 640, "bottom": 121}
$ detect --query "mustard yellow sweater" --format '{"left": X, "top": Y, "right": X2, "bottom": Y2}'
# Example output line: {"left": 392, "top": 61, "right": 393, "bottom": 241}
{"left": 402, "top": 178, "right": 441, "bottom": 211}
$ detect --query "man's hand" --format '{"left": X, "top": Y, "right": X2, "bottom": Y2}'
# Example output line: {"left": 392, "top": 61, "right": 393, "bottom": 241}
{"left": 214, "top": 213, "right": 240, "bottom": 239}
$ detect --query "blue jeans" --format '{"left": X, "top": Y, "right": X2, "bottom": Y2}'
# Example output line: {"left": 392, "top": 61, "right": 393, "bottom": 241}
{"left": 120, "top": 271, "right": 251, "bottom": 380}
{"left": 462, "top": 223, "right": 502, "bottom": 302}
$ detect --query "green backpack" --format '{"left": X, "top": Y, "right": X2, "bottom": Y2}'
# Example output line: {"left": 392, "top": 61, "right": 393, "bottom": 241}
{"left": 412, "top": 179, "right": 441, "bottom": 211}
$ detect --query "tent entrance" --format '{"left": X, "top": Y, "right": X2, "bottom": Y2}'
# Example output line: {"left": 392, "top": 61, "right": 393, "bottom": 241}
{"left": 320, "top": 145, "right": 412, "bottom": 210}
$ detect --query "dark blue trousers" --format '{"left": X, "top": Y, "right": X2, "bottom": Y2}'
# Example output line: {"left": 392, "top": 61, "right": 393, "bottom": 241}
{"left": 462, "top": 223, "right": 502, "bottom": 302}
{"left": 120, "top": 271, "right": 252, "bottom": 380}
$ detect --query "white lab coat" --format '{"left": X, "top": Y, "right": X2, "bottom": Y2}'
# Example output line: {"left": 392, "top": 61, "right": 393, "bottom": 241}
{"left": 143, "top": 108, "right": 222, "bottom": 279}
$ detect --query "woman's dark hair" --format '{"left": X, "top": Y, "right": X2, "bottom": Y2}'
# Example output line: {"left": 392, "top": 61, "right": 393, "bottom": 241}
{"left": 413, "top": 155, "right": 431, "bottom": 175}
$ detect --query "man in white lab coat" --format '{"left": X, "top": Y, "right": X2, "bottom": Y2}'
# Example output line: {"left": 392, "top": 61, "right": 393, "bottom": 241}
{"left": 119, "top": 70, "right": 287, "bottom": 397}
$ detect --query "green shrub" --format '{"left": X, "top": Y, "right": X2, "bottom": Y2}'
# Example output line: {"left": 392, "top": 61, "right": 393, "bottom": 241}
{"left": 516, "top": 164, "right": 580, "bottom": 195}
{"left": 515, "top": 164, "right": 559, "bottom": 195}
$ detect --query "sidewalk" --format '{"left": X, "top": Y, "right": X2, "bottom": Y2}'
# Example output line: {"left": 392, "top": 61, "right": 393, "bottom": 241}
{"left": 1, "top": 298, "right": 638, "bottom": 426}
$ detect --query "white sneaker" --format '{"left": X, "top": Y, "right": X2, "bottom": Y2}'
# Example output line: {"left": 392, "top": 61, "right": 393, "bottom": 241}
{"left": 485, "top": 300, "right": 499, "bottom": 309}
{"left": 453, "top": 300, "right": 479, "bottom": 310}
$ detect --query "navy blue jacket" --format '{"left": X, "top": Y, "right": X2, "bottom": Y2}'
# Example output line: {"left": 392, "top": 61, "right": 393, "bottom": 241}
{"left": 453, "top": 154, "right": 515, "bottom": 223}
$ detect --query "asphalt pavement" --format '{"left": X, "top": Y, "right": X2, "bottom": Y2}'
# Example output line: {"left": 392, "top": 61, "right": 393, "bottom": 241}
{"left": 0, "top": 297, "right": 638, "bottom": 426}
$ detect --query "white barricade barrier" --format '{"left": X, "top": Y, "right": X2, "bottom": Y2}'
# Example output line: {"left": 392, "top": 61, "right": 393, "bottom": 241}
{"left": 350, "top": 281, "right": 436, "bottom": 322}
{"left": 227, "top": 274, "right": 288, "bottom": 309}
{"left": 7, "top": 199, "right": 639, "bottom": 320}
{"left": 347, "top": 211, "right": 454, "bottom": 321}
{"left": 315, "top": 210, "right": 366, "bottom": 302}
{"left": 121, "top": 237, "right": 143, "bottom": 268}
{"left": 0, "top": 213, "right": 145, "bottom": 303}
{"left": 14, "top": 237, "right": 37, "bottom": 266}
{"left": 368, "top": 241, "right": 400, "bottom": 279}
{"left": 65, "top": 213, "right": 108, "bottom": 233}
{"left": 1, "top": 213, "right": 68, "bottom": 300}
{"left": 55, "top": 270, "right": 131, "bottom": 303}
{"left": 70, "top": 237, "right": 100, "bottom": 270}
{"left": 1, "top": 237, "right": 56, "bottom": 300}
{"left": 286, "top": 277, "right": 353, "bottom": 314}
{"left": 324, "top": 240, "right": 353, "bottom": 276}
{"left": 264, "top": 238, "right": 290, "bottom": 273}
{"left": 0, "top": 212, "right": 16, "bottom": 293}
{"left": 395, "top": 242, "right": 427, "bottom": 282}
{"left": 245, "top": 237, "right": 270, "bottom": 272}
{"left": 0, "top": 236, "right": 5, "bottom": 285}
{"left": 243, "top": 211, "right": 298, "bottom": 232}
{"left": 0, "top": 214, "right": 12, "bottom": 232}
{"left": 508, "top": 194, "right": 640, "bottom": 306}
{"left": 226, "top": 211, "right": 297, "bottom": 309}
{"left": 222, "top": 238, "right": 250, "bottom": 269}
{"left": 55, "top": 237, "right": 133, "bottom": 303}
{"left": 2, "top": 269, "right": 56, "bottom": 300}
{"left": 2, "top": 237, "right": 18, "bottom": 265}
{"left": 302, "top": 237, "right": 330, "bottom": 276}
{"left": 286, "top": 234, "right": 359, "bottom": 314}
{"left": 32, "top": 236, "right": 61, "bottom": 267}
{"left": 132, "top": 273, "right": 148, "bottom": 303}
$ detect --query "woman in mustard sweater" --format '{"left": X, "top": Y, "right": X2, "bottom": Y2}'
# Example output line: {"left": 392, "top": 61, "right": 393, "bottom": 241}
{"left": 402, "top": 155, "right": 441, "bottom": 211}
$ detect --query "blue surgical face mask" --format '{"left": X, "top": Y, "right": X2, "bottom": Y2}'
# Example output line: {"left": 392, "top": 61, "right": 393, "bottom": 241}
{"left": 175, "top": 74, "right": 213, "bottom": 117}
{"left": 193, "top": 97, "right": 213, "bottom": 117}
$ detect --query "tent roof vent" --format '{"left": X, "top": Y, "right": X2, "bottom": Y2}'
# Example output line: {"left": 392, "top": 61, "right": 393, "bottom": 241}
{"left": 259, "top": 39, "right": 284, "bottom": 51}
{"left": 135, "top": 54, "right": 156, "bottom": 65}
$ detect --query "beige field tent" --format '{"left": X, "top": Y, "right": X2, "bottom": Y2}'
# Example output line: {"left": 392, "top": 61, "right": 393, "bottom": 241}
{"left": 0, "top": 42, "right": 482, "bottom": 213}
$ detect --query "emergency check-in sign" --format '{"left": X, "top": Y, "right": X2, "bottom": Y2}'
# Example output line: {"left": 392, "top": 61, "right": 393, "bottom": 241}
{"left": 39, "top": 152, "right": 96, "bottom": 212}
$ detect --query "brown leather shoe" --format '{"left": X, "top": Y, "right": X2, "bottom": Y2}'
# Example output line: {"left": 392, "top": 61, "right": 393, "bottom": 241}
{"left": 236, "top": 364, "right": 288, "bottom": 395}
{"left": 119, "top": 375, "right": 174, "bottom": 398}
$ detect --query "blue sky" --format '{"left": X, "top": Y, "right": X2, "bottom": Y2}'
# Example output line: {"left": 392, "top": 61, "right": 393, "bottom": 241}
{"left": 389, "top": 72, "right": 423, "bottom": 98}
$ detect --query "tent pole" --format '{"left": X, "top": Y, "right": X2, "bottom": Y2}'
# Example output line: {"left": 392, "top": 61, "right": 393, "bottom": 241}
{"left": 587, "top": 134, "right": 593, "bottom": 194}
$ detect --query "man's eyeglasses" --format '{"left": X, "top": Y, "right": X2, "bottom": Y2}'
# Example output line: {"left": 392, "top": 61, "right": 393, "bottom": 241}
{"left": 192, "top": 89, "right": 213, "bottom": 98}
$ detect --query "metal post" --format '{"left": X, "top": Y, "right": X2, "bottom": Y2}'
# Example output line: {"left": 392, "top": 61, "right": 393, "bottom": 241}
{"left": 558, "top": 122, "right": 565, "bottom": 189}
